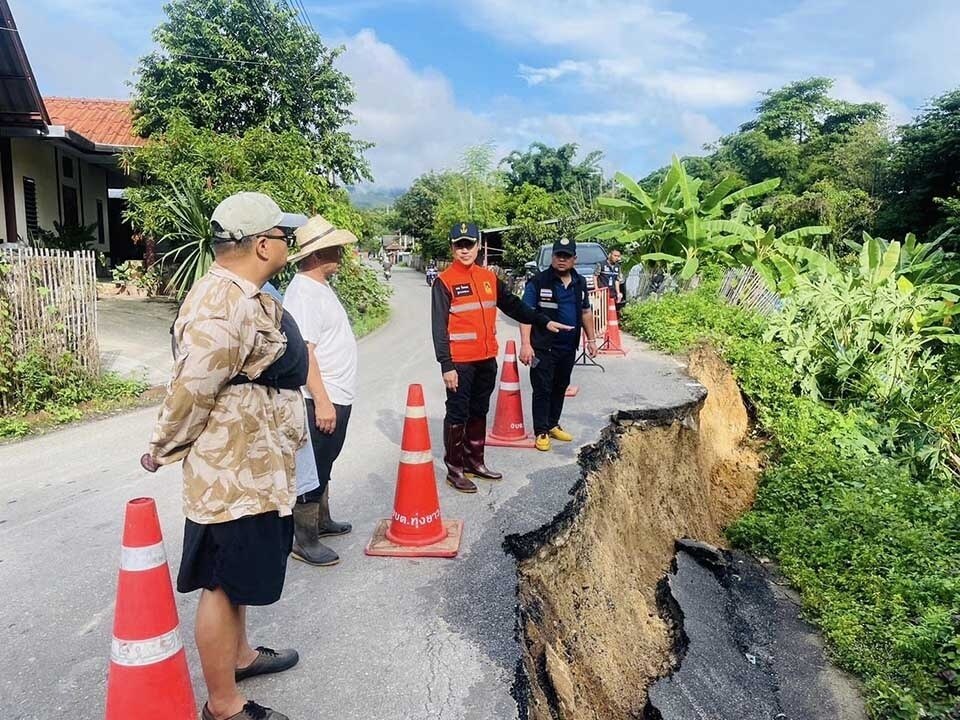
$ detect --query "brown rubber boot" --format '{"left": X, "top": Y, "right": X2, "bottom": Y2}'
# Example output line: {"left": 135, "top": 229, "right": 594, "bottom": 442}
{"left": 444, "top": 423, "right": 477, "bottom": 493}
{"left": 290, "top": 502, "right": 340, "bottom": 566}
{"left": 463, "top": 416, "right": 502, "bottom": 480}
{"left": 317, "top": 486, "right": 352, "bottom": 538}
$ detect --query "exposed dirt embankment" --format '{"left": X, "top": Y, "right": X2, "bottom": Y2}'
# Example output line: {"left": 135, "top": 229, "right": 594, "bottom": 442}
{"left": 507, "top": 347, "right": 762, "bottom": 720}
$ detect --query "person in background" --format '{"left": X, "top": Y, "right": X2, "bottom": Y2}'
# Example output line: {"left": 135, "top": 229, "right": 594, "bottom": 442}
{"left": 141, "top": 192, "right": 304, "bottom": 720}
{"left": 431, "top": 221, "right": 571, "bottom": 493}
{"left": 519, "top": 238, "right": 597, "bottom": 451}
{"left": 596, "top": 248, "right": 624, "bottom": 314}
{"left": 282, "top": 214, "right": 360, "bottom": 567}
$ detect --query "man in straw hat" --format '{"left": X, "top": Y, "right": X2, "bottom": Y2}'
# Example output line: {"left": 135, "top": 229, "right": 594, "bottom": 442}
{"left": 432, "top": 221, "right": 572, "bottom": 493}
{"left": 142, "top": 192, "right": 306, "bottom": 720}
{"left": 282, "top": 214, "right": 360, "bottom": 566}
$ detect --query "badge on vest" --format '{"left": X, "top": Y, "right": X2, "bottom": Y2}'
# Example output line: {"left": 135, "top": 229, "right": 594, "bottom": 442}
{"left": 539, "top": 288, "right": 553, "bottom": 299}
{"left": 483, "top": 281, "right": 493, "bottom": 295}
{"left": 453, "top": 283, "right": 473, "bottom": 298}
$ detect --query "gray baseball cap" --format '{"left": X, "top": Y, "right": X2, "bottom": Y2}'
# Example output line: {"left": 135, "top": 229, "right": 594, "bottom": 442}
{"left": 210, "top": 192, "right": 305, "bottom": 242}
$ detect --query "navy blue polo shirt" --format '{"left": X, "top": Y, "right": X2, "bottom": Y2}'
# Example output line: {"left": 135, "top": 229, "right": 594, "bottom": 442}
{"left": 523, "top": 271, "right": 583, "bottom": 351}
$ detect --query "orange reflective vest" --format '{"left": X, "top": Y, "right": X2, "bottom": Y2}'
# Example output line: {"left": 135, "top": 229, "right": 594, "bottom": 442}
{"left": 439, "top": 262, "right": 499, "bottom": 363}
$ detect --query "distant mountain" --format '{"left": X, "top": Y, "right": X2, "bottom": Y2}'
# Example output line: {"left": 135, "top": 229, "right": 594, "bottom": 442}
{"left": 348, "top": 185, "right": 405, "bottom": 209}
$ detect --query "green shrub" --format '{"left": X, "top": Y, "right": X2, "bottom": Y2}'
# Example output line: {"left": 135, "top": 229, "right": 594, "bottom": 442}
{"left": 623, "top": 291, "right": 960, "bottom": 719}
{"left": 0, "top": 350, "right": 147, "bottom": 437}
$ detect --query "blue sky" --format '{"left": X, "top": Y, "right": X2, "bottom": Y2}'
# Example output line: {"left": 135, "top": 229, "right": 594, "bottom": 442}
{"left": 15, "top": 0, "right": 960, "bottom": 187}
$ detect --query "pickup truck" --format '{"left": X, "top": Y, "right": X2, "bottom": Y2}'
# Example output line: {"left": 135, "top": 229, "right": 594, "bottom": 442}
{"left": 524, "top": 241, "right": 608, "bottom": 291}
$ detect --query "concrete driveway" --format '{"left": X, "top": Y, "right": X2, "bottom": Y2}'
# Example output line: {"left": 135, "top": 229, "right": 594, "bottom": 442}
{"left": 97, "top": 296, "right": 179, "bottom": 386}
{"left": 0, "top": 267, "right": 696, "bottom": 719}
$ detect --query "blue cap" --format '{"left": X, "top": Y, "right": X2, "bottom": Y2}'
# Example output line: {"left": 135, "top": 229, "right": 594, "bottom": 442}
{"left": 552, "top": 237, "right": 576, "bottom": 256}
{"left": 449, "top": 222, "right": 480, "bottom": 243}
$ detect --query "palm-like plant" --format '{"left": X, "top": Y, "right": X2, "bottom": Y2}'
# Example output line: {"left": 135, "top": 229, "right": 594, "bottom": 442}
{"left": 578, "top": 156, "right": 782, "bottom": 281}
{"left": 158, "top": 182, "right": 216, "bottom": 300}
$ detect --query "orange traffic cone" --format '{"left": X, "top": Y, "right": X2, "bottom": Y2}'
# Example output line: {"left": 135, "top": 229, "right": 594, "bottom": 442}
{"left": 365, "top": 384, "right": 464, "bottom": 558}
{"left": 487, "top": 340, "right": 536, "bottom": 448}
{"left": 105, "top": 498, "right": 196, "bottom": 720}
{"left": 600, "top": 289, "right": 628, "bottom": 356}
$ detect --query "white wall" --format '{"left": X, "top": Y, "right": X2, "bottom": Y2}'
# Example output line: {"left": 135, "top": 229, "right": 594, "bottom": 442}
{"left": 8, "top": 139, "right": 111, "bottom": 253}
{"left": 11, "top": 137, "right": 59, "bottom": 241}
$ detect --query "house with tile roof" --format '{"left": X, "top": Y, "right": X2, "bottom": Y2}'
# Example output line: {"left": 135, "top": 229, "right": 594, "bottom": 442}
{"left": 0, "top": 0, "right": 142, "bottom": 265}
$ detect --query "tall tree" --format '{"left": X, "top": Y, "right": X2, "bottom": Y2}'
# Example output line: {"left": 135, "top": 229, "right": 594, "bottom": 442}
{"left": 132, "top": 0, "right": 370, "bottom": 184}
{"left": 717, "top": 77, "right": 885, "bottom": 191}
{"left": 500, "top": 142, "right": 603, "bottom": 195}
{"left": 393, "top": 172, "right": 451, "bottom": 240}
{"left": 879, "top": 89, "right": 960, "bottom": 242}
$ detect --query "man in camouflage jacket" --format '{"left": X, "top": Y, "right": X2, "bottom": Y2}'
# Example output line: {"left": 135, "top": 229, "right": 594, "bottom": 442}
{"left": 142, "top": 193, "right": 306, "bottom": 720}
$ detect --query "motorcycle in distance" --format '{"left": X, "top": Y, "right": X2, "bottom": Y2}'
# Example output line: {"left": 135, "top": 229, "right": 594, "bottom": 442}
{"left": 381, "top": 258, "right": 392, "bottom": 282}
{"left": 425, "top": 265, "right": 438, "bottom": 287}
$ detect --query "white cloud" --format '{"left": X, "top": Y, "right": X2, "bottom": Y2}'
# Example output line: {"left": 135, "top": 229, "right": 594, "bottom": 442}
{"left": 16, "top": 2, "right": 143, "bottom": 98}
{"left": 463, "top": 0, "right": 702, "bottom": 59}
{"left": 678, "top": 112, "right": 722, "bottom": 154}
{"left": 337, "top": 30, "right": 495, "bottom": 186}
{"left": 830, "top": 76, "right": 912, "bottom": 125}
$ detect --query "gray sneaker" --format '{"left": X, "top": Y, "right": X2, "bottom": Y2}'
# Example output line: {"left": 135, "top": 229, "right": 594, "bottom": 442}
{"left": 235, "top": 646, "right": 299, "bottom": 682}
{"left": 202, "top": 701, "right": 289, "bottom": 720}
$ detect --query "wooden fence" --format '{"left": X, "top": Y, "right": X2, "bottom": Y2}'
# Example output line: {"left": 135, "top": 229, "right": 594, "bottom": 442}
{"left": 719, "top": 267, "right": 781, "bottom": 315}
{"left": 1, "top": 246, "right": 100, "bottom": 376}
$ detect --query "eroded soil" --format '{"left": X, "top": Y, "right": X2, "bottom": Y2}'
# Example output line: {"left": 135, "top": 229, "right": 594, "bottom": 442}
{"left": 511, "top": 347, "right": 762, "bottom": 720}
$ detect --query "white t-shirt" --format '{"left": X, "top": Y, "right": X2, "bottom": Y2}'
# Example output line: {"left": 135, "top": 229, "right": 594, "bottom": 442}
{"left": 283, "top": 273, "right": 358, "bottom": 406}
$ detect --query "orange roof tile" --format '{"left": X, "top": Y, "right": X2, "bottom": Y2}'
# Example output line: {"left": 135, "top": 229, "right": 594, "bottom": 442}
{"left": 43, "top": 97, "right": 145, "bottom": 148}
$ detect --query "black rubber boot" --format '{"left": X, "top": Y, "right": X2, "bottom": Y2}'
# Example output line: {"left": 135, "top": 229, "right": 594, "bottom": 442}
{"left": 317, "top": 487, "right": 352, "bottom": 538}
{"left": 291, "top": 502, "right": 340, "bottom": 566}
{"left": 444, "top": 423, "right": 477, "bottom": 494}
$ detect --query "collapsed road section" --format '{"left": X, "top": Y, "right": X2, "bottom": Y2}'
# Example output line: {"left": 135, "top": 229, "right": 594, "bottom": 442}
{"left": 506, "top": 347, "right": 865, "bottom": 720}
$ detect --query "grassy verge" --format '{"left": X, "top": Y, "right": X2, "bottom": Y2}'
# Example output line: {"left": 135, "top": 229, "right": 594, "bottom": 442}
{"left": 623, "top": 289, "right": 960, "bottom": 720}
{"left": 352, "top": 307, "right": 390, "bottom": 339}
{"left": 0, "top": 371, "right": 150, "bottom": 439}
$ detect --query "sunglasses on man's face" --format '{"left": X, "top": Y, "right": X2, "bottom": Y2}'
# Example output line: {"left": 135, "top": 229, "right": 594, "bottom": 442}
{"left": 453, "top": 240, "right": 477, "bottom": 251}
{"left": 263, "top": 229, "right": 297, "bottom": 247}
{"left": 554, "top": 252, "right": 574, "bottom": 260}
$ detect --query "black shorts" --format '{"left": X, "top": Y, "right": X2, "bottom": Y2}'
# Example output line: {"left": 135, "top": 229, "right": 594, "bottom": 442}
{"left": 176, "top": 511, "right": 294, "bottom": 606}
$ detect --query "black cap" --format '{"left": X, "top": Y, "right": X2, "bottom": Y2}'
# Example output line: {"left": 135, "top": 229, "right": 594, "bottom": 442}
{"left": 449, "top": 222, "right": 480, "bottom": 243}
{"left": 552, "top": 237, "right": 576, "bottom": 256}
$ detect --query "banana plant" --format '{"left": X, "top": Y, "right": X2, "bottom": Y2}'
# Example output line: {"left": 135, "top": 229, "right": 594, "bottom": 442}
{"left": 702, "top": 218, "right": 834, "bottom": 292}
{"left": 578, "top": 155, "right": 783, "bottom": 282}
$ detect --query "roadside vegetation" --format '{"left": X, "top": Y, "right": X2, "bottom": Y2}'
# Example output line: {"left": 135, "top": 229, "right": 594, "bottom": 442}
{"left": 596, "top": 78, "right": 960, "bottom": 719}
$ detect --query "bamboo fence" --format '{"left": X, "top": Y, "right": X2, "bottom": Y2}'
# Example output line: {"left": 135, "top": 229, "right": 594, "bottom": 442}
{"left": 719, "top": 267, "right": 782, "bottom": 315}
{"left": 1, "top": 246, "right": 100, "bottom": 377}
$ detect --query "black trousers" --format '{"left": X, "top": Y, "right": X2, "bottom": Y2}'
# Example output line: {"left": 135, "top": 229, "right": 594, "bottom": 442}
{"left": 445, "top": 358, "right": 498, "bottom": 426}
{"left": 530, "top": 347, "right": 577, "bottom": 435}
{"left": 300, "top": 399, "right": 353, "bottom": 503}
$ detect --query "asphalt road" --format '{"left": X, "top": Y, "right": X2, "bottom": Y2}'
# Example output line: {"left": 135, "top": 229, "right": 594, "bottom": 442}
{"left": 0, "top": 267, "right": 696, "bottom": 720}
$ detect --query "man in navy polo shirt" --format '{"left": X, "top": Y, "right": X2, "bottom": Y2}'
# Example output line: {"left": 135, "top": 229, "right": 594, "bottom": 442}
{"left": 518, "top": 238, "right": 598, "bottom": 451}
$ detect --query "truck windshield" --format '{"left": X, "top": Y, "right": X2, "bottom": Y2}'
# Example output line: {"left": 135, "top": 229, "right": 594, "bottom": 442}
{"left": 539, "top": 244, "right": 608, "bottom": 267}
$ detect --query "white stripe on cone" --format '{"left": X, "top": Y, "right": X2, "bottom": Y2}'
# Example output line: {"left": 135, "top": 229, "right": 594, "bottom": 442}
{"left": 500, "top": 381, "right": 521, "bottom": 391}
{"left": 399, "top": 450, "right": 433, "bottom": 464}
{"left": 405, "top": 406, "right": 426, "bottom": 419}
{"left": 111, "top": 627, "right": 183, "bottom": 667}
{"left": 120, "top": 542, "right": 167, "bottom": 572}
{"left": 503, "top": 354, "right": 516, "bottom": 362}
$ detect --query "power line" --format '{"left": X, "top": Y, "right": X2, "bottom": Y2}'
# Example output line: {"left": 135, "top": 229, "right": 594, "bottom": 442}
{"left": 165, "top": 51, "right": 281, "bottom": 67}
{"left": 245, "top": 0, "right": 285, "bottom": 49}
